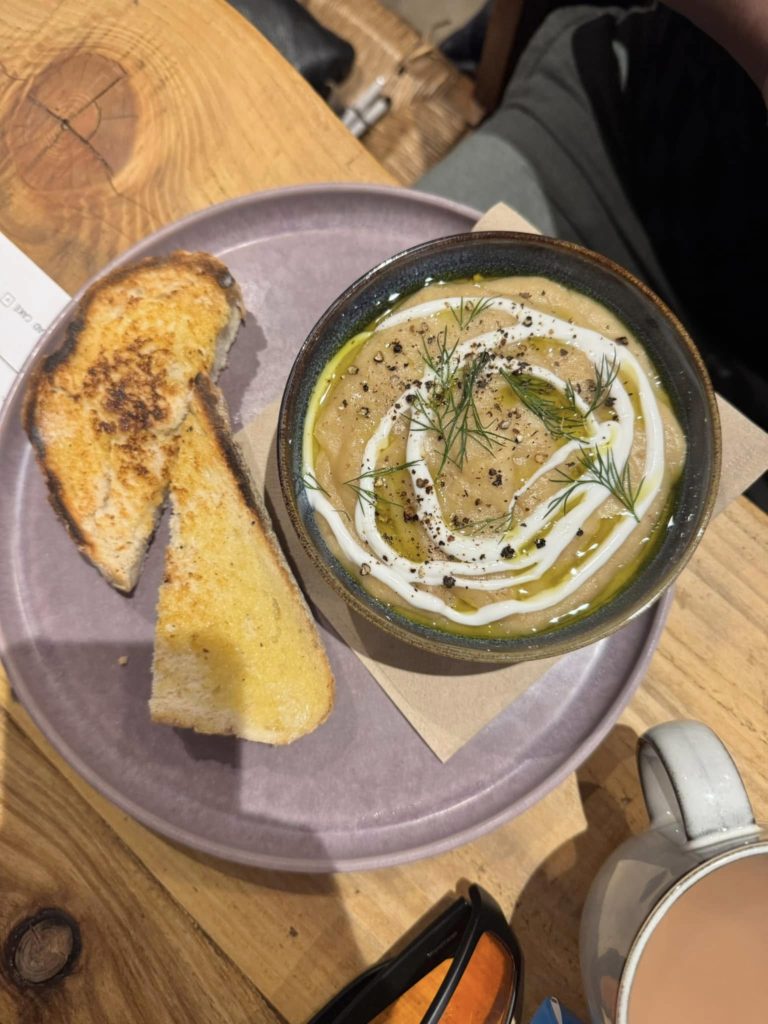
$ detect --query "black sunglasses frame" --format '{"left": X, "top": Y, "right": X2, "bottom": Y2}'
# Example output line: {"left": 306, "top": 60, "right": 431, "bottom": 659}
{"left": 307, "top": 884, "right": 524, "bottom": 1024}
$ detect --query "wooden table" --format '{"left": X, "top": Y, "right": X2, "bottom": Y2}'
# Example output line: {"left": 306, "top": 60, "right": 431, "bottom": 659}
{"left": 1, "top": 3, "right": 766, "bottom": 1021}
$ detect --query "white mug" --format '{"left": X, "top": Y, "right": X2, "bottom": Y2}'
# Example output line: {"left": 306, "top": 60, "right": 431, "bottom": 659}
{"left": 579, "top": 719, "right": 767, "bottom": 1023}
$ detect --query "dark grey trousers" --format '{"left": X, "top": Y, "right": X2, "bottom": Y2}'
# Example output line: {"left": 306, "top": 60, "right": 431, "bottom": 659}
{"left": 418, "top": 6, "right": 678, "bottom": 306}
{"left": 417, "top": 3, "right": 768, "bottom": 496}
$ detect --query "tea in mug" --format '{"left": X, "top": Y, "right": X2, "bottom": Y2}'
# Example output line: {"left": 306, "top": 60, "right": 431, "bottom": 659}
{"left": 628, "top": 853, "right": 768, "bottom": 1023}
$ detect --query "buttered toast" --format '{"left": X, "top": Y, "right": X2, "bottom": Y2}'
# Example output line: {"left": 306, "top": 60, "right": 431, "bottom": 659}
{"left": 23, "top": 252, "right": 244, "bottom": 592}
{"left": 150, "top": 375, "right": 334, "bottom": 744}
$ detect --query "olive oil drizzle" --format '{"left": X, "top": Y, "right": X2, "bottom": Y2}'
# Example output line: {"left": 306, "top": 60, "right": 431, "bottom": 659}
{"left": 302, "top": 288, "right": 674, "bottom": 627}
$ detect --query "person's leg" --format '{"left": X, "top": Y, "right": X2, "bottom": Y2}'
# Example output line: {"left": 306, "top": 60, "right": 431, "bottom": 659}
{"left": 418, "top": 2, "right": 768, "bottom": 465}
{"left": 417, "top": 132, "right": 559, "bottom": 235}
{"left": 418, "top": 5, "right": 678, "bottom": 307}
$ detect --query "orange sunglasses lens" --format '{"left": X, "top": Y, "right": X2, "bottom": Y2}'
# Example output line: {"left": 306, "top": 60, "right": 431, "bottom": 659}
{"left": 371, "top": 932, "right": 516, "bottom": 1024}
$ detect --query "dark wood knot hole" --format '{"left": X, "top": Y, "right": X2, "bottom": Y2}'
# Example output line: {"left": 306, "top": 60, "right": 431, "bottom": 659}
{"left": 4, "top": 909, "right": 81, "bottom": 988}
{"left": 9, "top": 52, "right": 136, "bottom": 191}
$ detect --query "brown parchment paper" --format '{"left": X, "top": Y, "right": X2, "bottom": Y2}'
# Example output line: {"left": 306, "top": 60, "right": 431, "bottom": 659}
{"left": 235, "top": 203, "right": 768, "bottom": 761}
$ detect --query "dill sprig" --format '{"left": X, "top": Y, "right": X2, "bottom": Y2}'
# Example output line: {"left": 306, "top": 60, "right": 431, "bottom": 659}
{"left": 411, "top": 349, "right": 508, "bottom": 475}
{"left": 344, "top": 460, "right": 420, "bottom": 510}
{"left": 301, "top": 471, "right": 329, "bottom": 496}
{"left": 448, "top": 296, "right": 496, "bottom": 331}
{"left": 501, "top": 369, "right": 585, "bottom": 441}
{"left": 420, "top": 326, "right": 461, "bottom": 393}
{"left": 345, "top": 482, "right": 400, "bottom": 509}
{"left": 410, "top": 328, "right": 509, "bottom": 472}
{"left": 463, "top": 507, "right": 517, "bottom": 536}
{"left": 503, "top": 351, "right": 621, "bottom": 441}
{"left": 546, "top": 445, "right": 644, "bottom": 522}
{"left": 441, "top": 351, "right": 496, "bottom": 470}
{"left": 577, "top": 351, "right": 620, "bottom": 417}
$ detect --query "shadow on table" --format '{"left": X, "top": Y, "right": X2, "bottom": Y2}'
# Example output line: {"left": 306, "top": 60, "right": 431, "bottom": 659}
{"left": 3, "top": 632, "right": 647, "bottom": 1023}
{"left": 177, "top": 852, "right": 464, "bottom": 1020}
{"left": 167, "top": 843, "right": 370, "bottom": 1021}
{"left": 511, "top": 723, "right": 643, "bottom": 1021}
{"left": 2, "top": 638, "right": 368, "bottom": 1023}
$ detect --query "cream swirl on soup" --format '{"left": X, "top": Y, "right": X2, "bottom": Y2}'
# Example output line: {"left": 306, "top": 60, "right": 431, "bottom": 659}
{"left": 303, "top": 277, "right": 686, "bottom": 636}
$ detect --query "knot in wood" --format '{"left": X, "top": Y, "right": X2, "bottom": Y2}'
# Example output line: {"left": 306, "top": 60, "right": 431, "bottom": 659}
{"left": 4, "top": 908, "right": 81, "bottom": 988}
{"left": 9, "top": 52, "right": 136, "bottom": 191}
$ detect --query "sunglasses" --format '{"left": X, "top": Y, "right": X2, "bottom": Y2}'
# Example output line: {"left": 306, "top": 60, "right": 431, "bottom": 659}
{"left": 308, "top": 885, "right": 524, "bottom": 1024}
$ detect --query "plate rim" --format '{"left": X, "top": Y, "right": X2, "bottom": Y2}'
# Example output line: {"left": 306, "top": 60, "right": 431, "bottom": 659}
{"left": 3, "top": 591, "right": 670, "bottom": 872}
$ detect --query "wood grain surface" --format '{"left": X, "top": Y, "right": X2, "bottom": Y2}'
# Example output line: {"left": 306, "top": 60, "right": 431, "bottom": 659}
{"left": 1, "top": 3, "right": 767, "bottom": 1023}
{"left": 0, "top": 712, "right": 282, "bottom": 1023}
{"left": 0, "top": 0, "right": 392, "bottom": 294}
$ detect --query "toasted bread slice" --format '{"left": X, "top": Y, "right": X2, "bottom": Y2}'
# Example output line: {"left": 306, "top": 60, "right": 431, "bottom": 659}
{"left": 24, "top": 251, "right": 244, "bottom": 592}
{"left": 150, "top": 375, "right": 334, "bottom": 745}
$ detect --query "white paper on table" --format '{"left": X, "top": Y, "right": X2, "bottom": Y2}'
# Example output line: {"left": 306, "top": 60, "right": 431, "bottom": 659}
{"left": 0, "top": 233, "right": 69, "bottom": 405}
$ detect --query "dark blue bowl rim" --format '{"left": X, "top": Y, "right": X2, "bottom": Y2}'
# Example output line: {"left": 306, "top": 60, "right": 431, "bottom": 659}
{"left": 277, "top": 231, "right": 721, "bottom": 662}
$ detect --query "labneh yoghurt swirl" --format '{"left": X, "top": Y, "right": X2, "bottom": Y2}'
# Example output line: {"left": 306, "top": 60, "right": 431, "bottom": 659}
{"left": 303, "top": 278, "right": 685, "bottom": 635}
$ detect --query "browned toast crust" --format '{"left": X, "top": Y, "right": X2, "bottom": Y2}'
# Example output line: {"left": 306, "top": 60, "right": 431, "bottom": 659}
{"left": 23, "top": 251, "right": 244, "bottom": 591}
{"left": 192, "top": 373, "right": 264, "bottom": 515}
{"left": 191, "top": 373, "right": 319, "bottom": 610}
{"left": 25, "top": 252, "right": 241, "bottom": 386}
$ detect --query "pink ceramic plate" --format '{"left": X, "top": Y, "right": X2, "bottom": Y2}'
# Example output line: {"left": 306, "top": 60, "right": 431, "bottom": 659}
{"left": 0, "top": 186, "right": 670, "bottom": 871}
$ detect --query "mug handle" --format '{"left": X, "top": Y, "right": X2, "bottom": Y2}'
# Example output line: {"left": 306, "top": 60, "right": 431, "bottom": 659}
{"left": 638, "top": 720, "right": 759, "bottom": 845}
